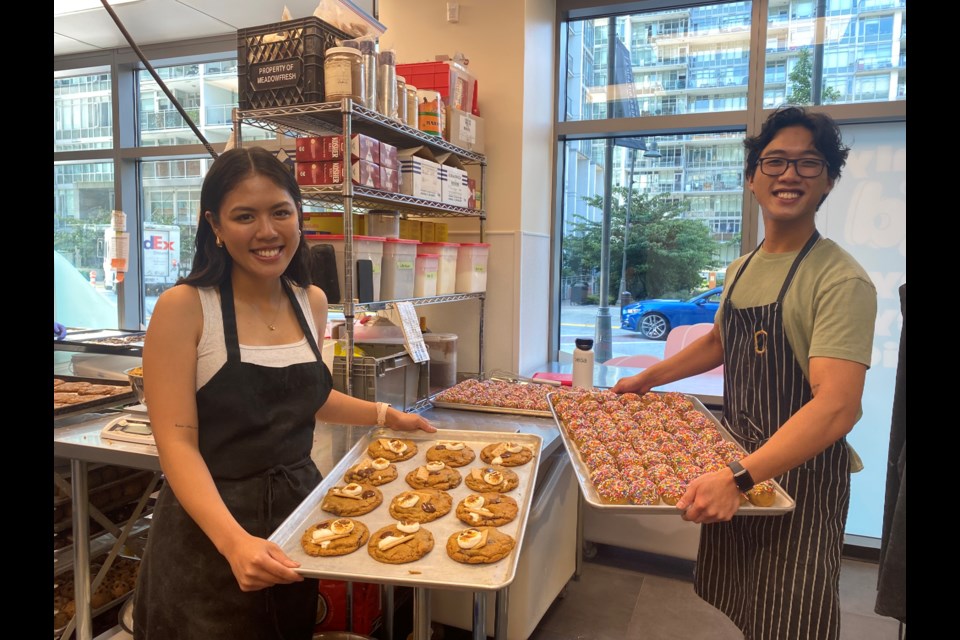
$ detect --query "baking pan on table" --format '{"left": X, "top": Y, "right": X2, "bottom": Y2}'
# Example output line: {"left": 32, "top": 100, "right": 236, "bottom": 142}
{"left": 53, "top": 375, "right": 136, "bottom": 420}
{"left": 56, "top": 328, "right": 146, "bottom": 356}
{"left": 430, "top": 398, "right": 554, "bottom": 418}
{"left": 548, "top": 391, "right": 795, "bottom": 515}
{"left": 270, "top": 427, "right": 542, "bottom": 591}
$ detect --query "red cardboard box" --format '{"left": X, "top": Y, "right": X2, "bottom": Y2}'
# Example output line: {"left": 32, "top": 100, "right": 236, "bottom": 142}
{"left": 315, "top": 580, "right": 381, "bottom": 634}
{"left": 296, "top": 133, "right": 381, "bottom": 164}
{"left": 380, "top": 165, "right": 399, "bottom": 192}
{"left": 297, "top": 160, "right": 380, "bottom": 188}
{"left": 396, "top": 60, "right": 479, "bottom": 116}
{"left": 380, "top": 141, "right": 398, "bottom": 169}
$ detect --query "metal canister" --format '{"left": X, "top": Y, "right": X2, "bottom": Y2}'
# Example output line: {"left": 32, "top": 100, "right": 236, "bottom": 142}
{"left": 396, "top": 76, "right": 407, "bottom": 124}
{"left": 377, "top": 50, "right": 397, "bottom": 119}
{"left": 358, "top": 39, "right": 378, "bottom": 111}
{"left": 405, "top": 84, "right": 419, "bottom": 129}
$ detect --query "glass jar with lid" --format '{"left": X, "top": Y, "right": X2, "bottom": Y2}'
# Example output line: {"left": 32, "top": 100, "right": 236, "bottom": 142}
{"left": 324, "top": 46, "right": 364, "bottom": 103}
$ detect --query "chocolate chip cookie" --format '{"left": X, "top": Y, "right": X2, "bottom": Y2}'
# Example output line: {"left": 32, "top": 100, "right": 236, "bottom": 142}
{"left": 320, "top": 483, "right": 383, "bottom": 516}
{"left": 368, "top": 522, "right": 434, "bottom": 564}
{"left": 425, "top": 441, "right": 476, "bottom": 467}
{"left": 301, "top": 518, "right": 369, "bottom": 557}
{"left": 480, "top": 442, "right": 534, "bottom": 467}
{"left": 405, "top": 461, "right": 463, "bottom": 490}
{"left": 388, "top": 489, "right": 452, "bottom": 523}
{"left": 455, "top": 493, "right": 519, "bottom": 527}
{"left": 343, "top": 457, "right": 399, "bottom": 486}
{"left": 446, "top": 526, "right": 516, "bottom": 564}
{"left": 367, "top": 437, "right": 418, "bottom": 462}
{"left": 464, "top": 465, "right": 520, "bottom": 493}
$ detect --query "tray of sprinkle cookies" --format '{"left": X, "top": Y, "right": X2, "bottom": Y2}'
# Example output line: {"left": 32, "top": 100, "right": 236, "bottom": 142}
{"left": 269, "top": 428, "right": 543, "bottom": 591}
{"left": 548, "top": 389, "right": 795, "bottom": 515}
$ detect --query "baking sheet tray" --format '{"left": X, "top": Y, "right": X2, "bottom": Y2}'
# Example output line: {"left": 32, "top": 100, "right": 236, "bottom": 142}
{"left": 548, "top": 392, "right": 795, "bottom": 515}
{"left": 54, "top": 376, "right": 136, "bottom": 419}
{"left": 56, "top": 329, "right": 146, "bottom": 356}
{"left": 430, "top": 398, "right": 553, "bottom": 418}
{"left": 270, "top": 428, "right": 542, "bottom": 591}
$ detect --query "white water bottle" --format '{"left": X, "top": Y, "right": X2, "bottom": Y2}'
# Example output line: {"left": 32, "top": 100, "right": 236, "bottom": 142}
{"left": 572, "top": 338, "right": 595, "bottom": 389}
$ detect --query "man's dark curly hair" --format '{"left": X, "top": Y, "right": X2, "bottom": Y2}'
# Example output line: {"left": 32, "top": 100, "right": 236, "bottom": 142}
{"left": 744, "top": 106, "right": 850, "bottom": 182}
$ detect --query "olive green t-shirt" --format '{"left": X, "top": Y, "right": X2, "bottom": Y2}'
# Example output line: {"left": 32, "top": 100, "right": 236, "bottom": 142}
{"left": 716, "top": 237, "right": 877, "bottom": 383}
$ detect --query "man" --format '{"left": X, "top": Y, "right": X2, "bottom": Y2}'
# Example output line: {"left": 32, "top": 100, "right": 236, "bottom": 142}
{"left": 612, "top": 106, "right": 876, "bottom": 639}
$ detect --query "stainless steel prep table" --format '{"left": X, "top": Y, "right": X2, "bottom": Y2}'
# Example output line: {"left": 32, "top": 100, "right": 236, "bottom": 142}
{"left": 54, "top": 407, "right": 563, "bottom": 640}
{"left": 54, "top": 412, "right": 162, "bottom": 640}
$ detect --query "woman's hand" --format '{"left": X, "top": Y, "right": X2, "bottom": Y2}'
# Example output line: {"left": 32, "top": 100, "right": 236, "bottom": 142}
{"left": 221, "top": 532, "right": 305, "bottom": 592}
{"left": 675, "top": 469, "right": 742, "bottom": 524}
{"left": 386, "top": 408, "right": 437, "bottom": 433}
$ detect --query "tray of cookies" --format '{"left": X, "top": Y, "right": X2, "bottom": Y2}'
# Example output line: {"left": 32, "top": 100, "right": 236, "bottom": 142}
{"left": 548, "top": 389, "right": 795, "bottom": 515}
{"left": 54, "top": 376, "right": 136, "bottom": 419}
{"left": 431, "top": 378, "right": 579, "bottom": 417}
{"left": 269, "top": 428, "right": 543, "bottom": 591}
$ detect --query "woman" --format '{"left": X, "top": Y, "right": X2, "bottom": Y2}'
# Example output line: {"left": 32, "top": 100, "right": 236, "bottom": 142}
{"left": 613, "top": 107, "right": 876, "bottom": 639}
{"left": 133, "top": 147, "right": 435, "bottom": 639}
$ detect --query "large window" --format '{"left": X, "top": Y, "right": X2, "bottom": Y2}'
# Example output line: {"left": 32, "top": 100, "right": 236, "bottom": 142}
{"left": 555, "top": 0, "right": 906, "bottom": 540}
{"left": 54, "top": 43, "right": 257, "bottom": 329}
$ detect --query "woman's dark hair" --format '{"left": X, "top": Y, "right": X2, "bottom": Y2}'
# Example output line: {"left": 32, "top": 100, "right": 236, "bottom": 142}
{"left": 744, "top": 106, "right": 851, "bottom": 182}
{"left": 179, "top": 147, "right": 312, "bottom": 288}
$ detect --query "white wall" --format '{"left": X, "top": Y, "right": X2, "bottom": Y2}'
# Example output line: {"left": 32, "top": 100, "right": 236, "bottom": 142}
{"left": 379, "top": 0, "right": 556, "bottom": 375}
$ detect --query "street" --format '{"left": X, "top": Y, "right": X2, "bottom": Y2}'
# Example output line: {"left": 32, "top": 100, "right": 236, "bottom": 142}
{"left": 559, "top": 301, "right": 667, "bottom": 361}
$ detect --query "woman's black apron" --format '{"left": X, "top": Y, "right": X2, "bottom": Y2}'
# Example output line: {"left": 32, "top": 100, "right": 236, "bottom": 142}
{"left": 134, "top": 277, "right": 333, "bottom": 639}
{"left": 694, "top": 231, "right": 851, "bottom": 640}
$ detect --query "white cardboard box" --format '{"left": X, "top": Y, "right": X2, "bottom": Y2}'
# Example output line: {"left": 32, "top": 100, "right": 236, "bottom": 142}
{"left": 444, "top": 106, "right": 485, "bottom": 153}
{"left": 398, "top": 146, "right": 442, "bottom": 203}
{"left": 435, "top": 152, "right": 470, "bottom": 208}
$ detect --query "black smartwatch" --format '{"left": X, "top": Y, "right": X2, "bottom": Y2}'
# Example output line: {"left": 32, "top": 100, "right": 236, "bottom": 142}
{"left": 727, "top": 460, "right": 755, "bottom": 493}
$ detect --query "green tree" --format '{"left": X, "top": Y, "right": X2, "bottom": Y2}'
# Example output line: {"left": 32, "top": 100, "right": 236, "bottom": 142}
{"left": 788, "top": 48, "right": 842, "bottom": 105}
{"left": 53, "top": 208, "right": 112, "bottom": 275}
{"left": 562, "top": 188, "right": 718, "bottom": 300}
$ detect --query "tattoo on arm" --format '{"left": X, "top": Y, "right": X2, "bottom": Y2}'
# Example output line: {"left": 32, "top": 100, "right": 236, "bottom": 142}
{"left": 174, "top": 423, "right": 198, "bottom": 431}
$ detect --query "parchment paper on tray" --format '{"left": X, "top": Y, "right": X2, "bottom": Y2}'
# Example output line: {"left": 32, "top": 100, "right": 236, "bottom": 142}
{"left": 548, "top": 390, "right": 796, "bottom": 515}
{"left": 270, "top": 428, "right": 542, "bottom": 591}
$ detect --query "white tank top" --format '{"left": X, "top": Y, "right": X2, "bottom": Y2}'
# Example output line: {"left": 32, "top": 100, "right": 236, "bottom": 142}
{"left": 195, "top": 283, "right": 319, "bottom": 390}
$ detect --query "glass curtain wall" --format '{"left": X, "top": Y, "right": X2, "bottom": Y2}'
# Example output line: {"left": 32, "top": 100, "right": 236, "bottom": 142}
{"left": 554, "top": 0, "right": 906, "bottom": 538}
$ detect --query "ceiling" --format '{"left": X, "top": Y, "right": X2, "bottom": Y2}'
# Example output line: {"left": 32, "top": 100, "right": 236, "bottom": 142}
{"left": 54, "top": 0, "right": 368, "bottom": 58}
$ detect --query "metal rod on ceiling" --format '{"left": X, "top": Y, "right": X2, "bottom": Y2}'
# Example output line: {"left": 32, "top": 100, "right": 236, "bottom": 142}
{"left": 99, "top": 0, "right": 219, "bottom": 160}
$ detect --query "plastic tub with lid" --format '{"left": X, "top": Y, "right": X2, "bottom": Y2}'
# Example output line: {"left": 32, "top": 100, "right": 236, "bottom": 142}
{"left": 455, "top": 242, "right": 490, "bottom": 293}
{"left": 380, "top": 238, "right": 419, "bottom": 300}
{"left": 308, "top": 235, "right": 385, "bottom": 301}
{"left": 424, "top": 332, "right": 458, "bottom": 392}
{"left": 414, "top": 253, "right": 439, "bottom": 298}
{"left": 419, "top": 242, "right": 459, "bottom": 295}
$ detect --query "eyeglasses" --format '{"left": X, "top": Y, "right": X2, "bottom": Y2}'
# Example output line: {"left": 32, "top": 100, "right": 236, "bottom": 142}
{"left": 757, "top": 157, "right": 827, "bottom": 178}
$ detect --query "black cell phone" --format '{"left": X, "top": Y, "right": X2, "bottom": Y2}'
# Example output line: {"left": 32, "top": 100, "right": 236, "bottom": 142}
{"left": 356, "top": 259, "right": 374, "bottom": 302}
{"left": 309, "top": 244, "right": 340, "bottom": 303}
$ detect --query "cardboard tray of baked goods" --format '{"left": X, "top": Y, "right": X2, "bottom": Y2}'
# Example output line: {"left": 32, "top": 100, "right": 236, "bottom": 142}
{"left": 270, "top": 427, "right": 542, "bottom": 591}
{"left": 548, "top": 391, "right": 795, "bottom": 515}
{"left": 53, "top": 376, "right": 136, "bottom": 419}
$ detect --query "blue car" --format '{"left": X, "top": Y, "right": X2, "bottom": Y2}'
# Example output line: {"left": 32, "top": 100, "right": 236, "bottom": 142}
{"left": 620, "top": 287, "right": 723, "bottom": 339}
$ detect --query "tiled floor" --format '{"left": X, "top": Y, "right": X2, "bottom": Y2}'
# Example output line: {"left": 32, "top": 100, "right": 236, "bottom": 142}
{"left": 438, "top": 544, "right": 904, "bottom": 640}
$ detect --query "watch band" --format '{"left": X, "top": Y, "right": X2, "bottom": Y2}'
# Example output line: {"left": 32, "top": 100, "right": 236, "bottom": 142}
{"left": 376, "top": 402, "right": 390, "bottom": 428}
{"left": 727, "top": 460, "right": 755, "bottom": 493}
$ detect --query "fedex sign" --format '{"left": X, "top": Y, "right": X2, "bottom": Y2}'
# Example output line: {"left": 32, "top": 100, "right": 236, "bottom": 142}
{"left": 144, "top": 235, "right": 176, "bottom": 250}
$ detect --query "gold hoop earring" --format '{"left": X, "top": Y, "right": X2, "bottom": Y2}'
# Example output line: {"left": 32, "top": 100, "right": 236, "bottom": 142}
{"left": 215, "top": 236, "right": 224, "bottom": 248}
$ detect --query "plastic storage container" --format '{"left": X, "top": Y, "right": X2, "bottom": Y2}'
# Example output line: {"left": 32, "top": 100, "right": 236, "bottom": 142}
{"left": 323, "top": 46, "right": 363, "bottom": 103}
{"left": 379, "top": 238, "right": 419, "bottom": 300}
{"left": 419, "top": 242, "right": 459, "bottom": 295}
{"left": 455, "top": 242, "right": 490, "bottom": 293}
{"left": 311, "top": 235, "right": 385, "bottom": 302}
{"left": 366, "top": 210, "right": 400, "bottom": 238}
{"left": 423, "top": 332, "right": 458, "bottom": 393}
{"left": 414, "top": 253, "right": 439, "bottom": 298}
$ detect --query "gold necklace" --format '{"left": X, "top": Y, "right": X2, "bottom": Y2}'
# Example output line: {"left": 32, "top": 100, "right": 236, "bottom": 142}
{"left": 249, "top": 291, "right": 284, "bottom": 331}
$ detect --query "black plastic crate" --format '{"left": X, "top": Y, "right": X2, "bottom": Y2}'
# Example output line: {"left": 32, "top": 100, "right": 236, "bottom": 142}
{"left": 237, "top": 16, "right": 351, "bottom": 110}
